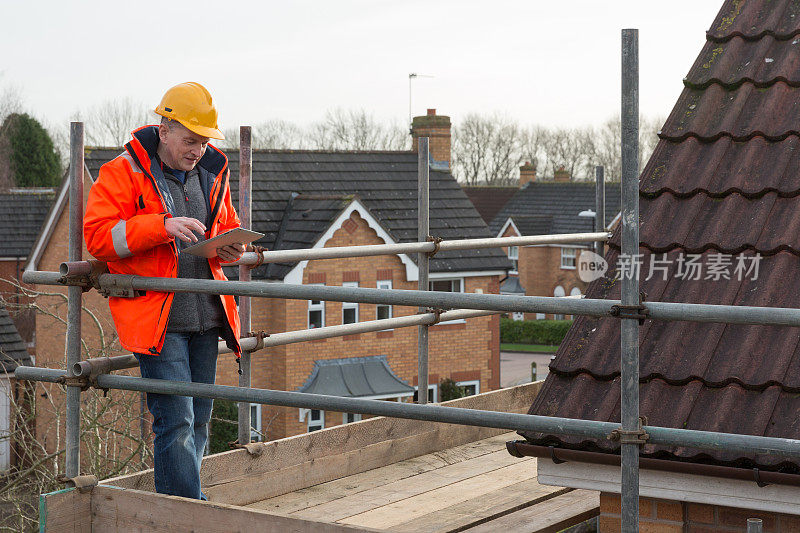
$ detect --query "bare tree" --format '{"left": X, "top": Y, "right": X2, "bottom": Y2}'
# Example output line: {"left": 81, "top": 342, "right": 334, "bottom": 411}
{"left": 0, "top": 279, "right": 150, "bottom": 531}
{"left": 452, "top": 113, "right": 523, "bottom": 186}
{"left": 81, "top": 98, "right": 151, "bottom": 147}
{"left": 220, "top": 120, "right": 307, "bottom": 150}
{"left": 309, "top": 109, "right": 408, "bottom": 151}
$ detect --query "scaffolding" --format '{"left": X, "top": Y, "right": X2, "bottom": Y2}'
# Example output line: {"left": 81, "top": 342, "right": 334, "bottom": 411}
{"left": 14, "top": 29, "right": 800, "bottom": 532}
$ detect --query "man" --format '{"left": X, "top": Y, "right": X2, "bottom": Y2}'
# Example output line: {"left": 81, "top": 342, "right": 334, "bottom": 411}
{"left": 84, "top": 82, "right": 244, "bottom": 499}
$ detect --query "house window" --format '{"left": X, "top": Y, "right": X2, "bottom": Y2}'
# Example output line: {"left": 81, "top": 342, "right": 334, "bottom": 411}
{"left": 413, "top": 384, "right": 438, "bottom": 403}
{"left": 456, "top": 380, "right": 480, "bottom": 397}
{"left": 343, "top": 412, "right": 362, "bottom": 424}
{"left": 308, "top": 409, "right": 325, "bottom": 432}
{"left": 561, "top": 247, "right": 577, "bottom": 269}
{"left": 429, "top": 279, "right": 463, "bottom": 293}
{"left": 507, "top": 246, "right": 519, "bottom": 272}
{"left": 308, "top": 284, "right": 325, "bottom": 329}
{"left": 250, "top": 404, "right": 262, "bottom": 442}
{"left": 554, "top": 285, "right": 566, "bottom": 320}
{"left": 376, "top": 280, "right": 392, "bottom": 320}
{"left": 342, "top": 281, "right": 359, "bottom": 324}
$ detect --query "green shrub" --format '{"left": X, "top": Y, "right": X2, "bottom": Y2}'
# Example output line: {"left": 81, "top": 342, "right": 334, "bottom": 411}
{"left": 5, "top": 113, "right": 62, "bottom": 187}
{"left": 439, "top": 378, "right": 466, "bottom": 402}
{"left": 500, "top": 318, "right": 572, "bottom": 345}
{"left": 208, "top": 398, "right": 238, "bottom": 454}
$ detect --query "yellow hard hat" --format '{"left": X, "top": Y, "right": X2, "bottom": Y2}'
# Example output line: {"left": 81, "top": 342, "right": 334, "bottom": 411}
{"left": 154, "top": 82, "right": 224, "bottom": 140}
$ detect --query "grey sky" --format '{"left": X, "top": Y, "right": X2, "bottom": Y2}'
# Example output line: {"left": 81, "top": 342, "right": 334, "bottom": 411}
{"left": 2, "top": 1, "right": 722, "bottom": 132}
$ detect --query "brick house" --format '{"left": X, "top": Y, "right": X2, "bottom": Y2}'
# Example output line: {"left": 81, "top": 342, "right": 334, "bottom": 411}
{"left": 515, "top": 0, "right": 800, "bottom": 530}
{"left": 27, "top": 110, "right": 510, "bottom": 443}
{"left": 480, "top": 166, "right": 620, "bottom": 321}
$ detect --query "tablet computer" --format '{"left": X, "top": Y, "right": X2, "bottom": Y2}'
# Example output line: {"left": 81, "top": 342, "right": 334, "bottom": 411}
{"left": 182, "top": 228, "right": 265, "bottom": 258}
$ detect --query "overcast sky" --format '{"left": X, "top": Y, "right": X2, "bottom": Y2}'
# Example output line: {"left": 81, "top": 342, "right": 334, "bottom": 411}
{"left": 2, "top": 1, "right": 723, "bottom": 133}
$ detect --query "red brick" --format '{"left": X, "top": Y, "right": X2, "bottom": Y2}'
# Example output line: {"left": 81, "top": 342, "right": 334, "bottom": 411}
{"left": 343, "top": 334, "right": 360, "bottom": 341}
{"left": 640, "top": 521, "right": 682, "bottom": 533}
{"left": 656, "top": 500, "right": 684, "bottom": 521}
{"left": 778, "top": 515, "right": 800, "bottom": 532}
{"left": 599, "top": 515, "right": 621, "bottom": 532}
{"left": 687, "top": 503, "right": 715, "bottom": 524}
{"left": 717, "top": 507, "right": 776, "bottom": 529}
{"left": 599, "top": 493, "right": 653, "bottom": 517}
{"left": 376, "top": 331, "right": 393, "bottom": 339}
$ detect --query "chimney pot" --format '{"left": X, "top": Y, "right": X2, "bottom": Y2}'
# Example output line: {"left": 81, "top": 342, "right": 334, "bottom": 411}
{"left": 427, "top": 108, "right": 436, "bottom": 116}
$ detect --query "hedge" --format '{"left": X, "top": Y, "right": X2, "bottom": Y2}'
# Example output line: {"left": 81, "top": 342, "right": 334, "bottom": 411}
{"left": 500, "top": 318, "right": 573, "bottom": 345}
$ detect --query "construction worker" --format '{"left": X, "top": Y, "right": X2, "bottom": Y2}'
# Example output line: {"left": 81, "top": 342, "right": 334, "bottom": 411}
{"left": 84, "top": 82, "right": 243, "bottom": 499}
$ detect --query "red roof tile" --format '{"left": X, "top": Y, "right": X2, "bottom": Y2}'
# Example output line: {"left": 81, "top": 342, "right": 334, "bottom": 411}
{"left": 523, "top": 0, "right": 800, "bottom": 473}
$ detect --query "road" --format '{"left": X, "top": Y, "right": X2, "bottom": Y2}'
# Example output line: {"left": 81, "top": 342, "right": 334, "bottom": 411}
{"left": 500, "top": 351, "right": 555, "bottom": 388}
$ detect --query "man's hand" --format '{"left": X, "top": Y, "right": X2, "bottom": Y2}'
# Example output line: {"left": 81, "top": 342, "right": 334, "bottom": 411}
{"left": 217, "top": 243, "right": 245, "bottom": 262}
{"left": 165, "top": 217, "right": 206, "bottom": 243}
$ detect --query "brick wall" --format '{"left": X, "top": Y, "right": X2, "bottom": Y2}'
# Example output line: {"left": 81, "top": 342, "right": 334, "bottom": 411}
{"left": 243, "top": 211, "right": 500, "bottom": 440}
{"left": 500, "top": 224, "right": 588, "bottom": 320}
{"left": 599, "top": 493, "right": 800, "bottom": 532}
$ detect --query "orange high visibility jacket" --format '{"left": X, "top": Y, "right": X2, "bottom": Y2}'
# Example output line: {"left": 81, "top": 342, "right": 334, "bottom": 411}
{"left": 84, "top": 125, "right": 241, "bottom": 357}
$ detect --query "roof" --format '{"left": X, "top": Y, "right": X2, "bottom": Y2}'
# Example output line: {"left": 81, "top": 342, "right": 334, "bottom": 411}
{"left": 296, "top": 355, "right": 414, "bottom": 398}
{"left": 0, "top": 189, "right": 55, "bottom": 257}
{"left": 488, "top": 182, "right": 621, "bottom": 238}
{"left": 461, "top": 186, "right": 518, "bottom": 224}
{"left": 499, "top": 276, "right": 526, "bottom": 295}
{"left": 522, "top": 0, "right": 800, "bottom": 473}
{"left": 0, "top": 305, "right": 32, "bottom": 372}
{"left": 81, "top": 149, "right": 511, "bottom": 279}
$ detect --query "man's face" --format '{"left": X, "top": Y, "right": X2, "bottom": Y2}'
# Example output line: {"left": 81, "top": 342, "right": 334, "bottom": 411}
{"left": 158, "top": 122, "right": 210, "bottom": 171}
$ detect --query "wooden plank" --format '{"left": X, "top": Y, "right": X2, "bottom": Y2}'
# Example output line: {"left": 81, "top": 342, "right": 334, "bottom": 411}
{"left": 103, "top": 381, "right": 543, "bottom": 502}
{"left": 293, "top": 451, "right": 534, "bottom": 524}
{"left": 338, "top": 462, "right": 539, "bottom": 530}
{"left": 39, "top": 487, "right": 91, "bottom": 533}
{"left": 388, "top": 480, "right": 570, "bottom": 533}
{"left": 458, "top": 489, "right": 600, "bottom": 533}
{"left": 247, "top": 433, "right": 514, "bottom": 515}
{"left": 89, "top": 485, "right": 380, "bottom": 533}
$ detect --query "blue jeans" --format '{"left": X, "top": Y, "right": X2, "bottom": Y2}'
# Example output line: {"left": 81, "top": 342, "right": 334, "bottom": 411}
{"left": 136, "top": 329, "right": 219, "bottom": 499}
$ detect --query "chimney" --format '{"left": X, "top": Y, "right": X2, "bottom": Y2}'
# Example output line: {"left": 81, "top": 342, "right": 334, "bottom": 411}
{"left": 519, "top": 161, "right": 536, "bottom": 187}
{"left": 554, "top": 166, "right": 571, "bottom": 182}
{"left": 411, "top": 109, "right": 451, "bottom": 167}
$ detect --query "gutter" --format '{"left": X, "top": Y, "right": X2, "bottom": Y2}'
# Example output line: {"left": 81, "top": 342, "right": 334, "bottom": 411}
{"left": 506, "top": 441, "right": 800, "bottom": 489}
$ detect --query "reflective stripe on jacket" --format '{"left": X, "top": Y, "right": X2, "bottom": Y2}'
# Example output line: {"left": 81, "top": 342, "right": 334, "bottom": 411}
{"left": 83, "top": 125, "right": 242, "bottom": 356}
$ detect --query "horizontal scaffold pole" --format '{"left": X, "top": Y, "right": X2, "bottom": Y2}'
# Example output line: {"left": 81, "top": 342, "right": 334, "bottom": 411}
{"left": 22, "top": 270, "right": 800, "bottom": 328}
{"left": 71, "top": 308, "right": 498, "bottom": 378}
{"left": 57, "top": 232, "right": 611, "bottom": 275}
{"left": 13, "top": 366, "right": 800, "bottom": 461}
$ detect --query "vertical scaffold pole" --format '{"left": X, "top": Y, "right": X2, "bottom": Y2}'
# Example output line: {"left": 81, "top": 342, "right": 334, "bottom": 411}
{"left": 65, "top": 122, "right": 84, "bottom": 479}
{"left": 595, "top": 165, "right": 605, "bottom": 257}
{"left": 417, "top": 137, "right": 430, "bottom": 404}
{"left": 237, "top": 126, "right": 253, "bottom": 445}
{"left": 620, "top": 28, "right": 641, "bottom": 532}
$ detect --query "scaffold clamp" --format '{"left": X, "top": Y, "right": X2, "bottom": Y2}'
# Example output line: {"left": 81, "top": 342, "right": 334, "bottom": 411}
{"left": 426, "top": 235, "right": 443, "bottom": 257}
{"left": 609, "top": 416, "right": 650, "bottom": 445}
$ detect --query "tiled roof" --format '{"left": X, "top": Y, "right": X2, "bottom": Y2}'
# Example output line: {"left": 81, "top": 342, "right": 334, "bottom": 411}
{"left": 488, "top": 182, "right": 621, "bottom": 237}
{"left": 0, "top": 305, "right": 31, "bottom": 372}
{"left": 461, "top": 186, "right": 518, "bottom": 224}
{"left": 224, "top": 151, "right": 511, "bottom": 279}
{"left": 522, "top": 0, "right": 800, "bottom": 473}
{"left": 0, "top": 190, "right": 55, "bottom": 257}
{"left": 82, "top": 149, "right": 510, "bottom": 280}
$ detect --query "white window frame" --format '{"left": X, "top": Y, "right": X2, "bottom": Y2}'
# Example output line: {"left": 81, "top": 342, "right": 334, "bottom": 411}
{"left": 456, "top": 380, "right": 480, "bottom": 397}
{"left": 429, "top": 278, "right": 465, "bottom": 324}
{"left": 308, "top": 409, "right": 325, "bottom": 432}
{"left": 413, "top": 384, "right": 438, "bottom": 403}
{"left": 512, "top": 312, "right": 524, "bottom": 321}
{"left": 560, "top": 247, "right": 577, "bottom": 270}
{"left": 342, "top": 281, "right": 359, "bottom": 324}
{"left": 376, "top": 279, "right": 393, "bottom": 320}
{"left": 342, "top": 412, "right": 362, "bottom": 424}
{"left": 554, "top": 285, "right": 566, "bottom": 320}
{"left": 250, "top": 403, "right": 262, "bottom": 442}
{"left": 307, "top": 283, "right": 325, "bottom": 329}
{"left": 507, "top": 246, "right": 519, "bottom": 273}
